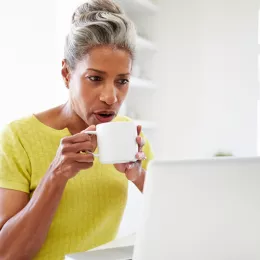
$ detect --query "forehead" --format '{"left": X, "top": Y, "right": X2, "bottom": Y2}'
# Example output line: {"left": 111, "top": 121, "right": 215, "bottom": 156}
{"left": 76, "top": 46, "right": 132, "bottom": 73}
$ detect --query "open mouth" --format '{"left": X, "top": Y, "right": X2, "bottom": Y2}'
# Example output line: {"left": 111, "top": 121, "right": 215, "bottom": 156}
{"left": 98, "top": 113, "right": 114, "bottom": 118}
{"left": 94, "top": 111, "right": 116, "bottom": 123}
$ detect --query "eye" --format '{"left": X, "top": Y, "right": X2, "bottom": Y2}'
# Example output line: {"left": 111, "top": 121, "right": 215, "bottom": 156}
{"left": 87, "top": 76, "right": 102, "bottom": 82}
{"left": 117, "top": 79, "right": 129, "bottom": 85}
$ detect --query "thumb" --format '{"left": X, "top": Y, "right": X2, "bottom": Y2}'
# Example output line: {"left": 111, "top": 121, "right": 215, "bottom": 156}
{"left": 81, "top": 125, "right": 96, "bottom": 133}
{"left": 81, "top": 125, "right": 97, "bottom": 149}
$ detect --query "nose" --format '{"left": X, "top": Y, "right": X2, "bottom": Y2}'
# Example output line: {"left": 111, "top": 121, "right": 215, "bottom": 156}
{"left": 99, "top": 84, "right": 118, "bottom": 105}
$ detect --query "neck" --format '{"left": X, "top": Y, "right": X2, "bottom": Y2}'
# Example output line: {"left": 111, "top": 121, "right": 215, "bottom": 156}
{"left": 59, "top": 102, "right": 89, "bottom": 135}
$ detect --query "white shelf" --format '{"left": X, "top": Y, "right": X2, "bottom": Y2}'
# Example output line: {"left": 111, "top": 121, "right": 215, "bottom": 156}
{"left": 136, "top": 36, "right": 156, "bottom": 52}
{"left": 119, "top": 0, "right": 158, "bottom": 15}
{"left": 134, "top": 120, "right": 156, "bottom": 129}
{"left": 130, "top": 77, "right": 156, "bottom": 89}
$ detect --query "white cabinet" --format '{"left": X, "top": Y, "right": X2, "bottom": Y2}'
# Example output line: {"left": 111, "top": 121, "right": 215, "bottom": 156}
{"left": 117, "top": 0, "right": 158, "bottom": 145}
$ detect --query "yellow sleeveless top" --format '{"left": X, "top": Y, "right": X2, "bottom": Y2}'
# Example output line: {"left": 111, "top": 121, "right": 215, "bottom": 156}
{"left": 0, "top": 115, "right": 153, "bottom": 260}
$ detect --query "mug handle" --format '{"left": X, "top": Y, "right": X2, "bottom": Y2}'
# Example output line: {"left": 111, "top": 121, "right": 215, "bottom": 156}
{"left": 84, "top": 130, "right": 99, "bottom": 157}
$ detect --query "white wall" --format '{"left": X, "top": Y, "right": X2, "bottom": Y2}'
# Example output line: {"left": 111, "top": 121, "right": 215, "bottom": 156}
{"left": 0, "top": 0, "right": 64, "bottom": 127}
{"left": 153, "top": 0, "right": 259, "bottom": 160}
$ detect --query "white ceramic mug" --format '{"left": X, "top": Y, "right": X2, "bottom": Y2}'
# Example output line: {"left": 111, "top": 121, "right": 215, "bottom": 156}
{"left": 84, "top": 121, "right": 138, "bottom": 164}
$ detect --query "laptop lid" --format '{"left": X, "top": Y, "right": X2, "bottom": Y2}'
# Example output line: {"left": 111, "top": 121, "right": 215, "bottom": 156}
{"left": 133, "top": 157, "right": 260, "bottom": 260}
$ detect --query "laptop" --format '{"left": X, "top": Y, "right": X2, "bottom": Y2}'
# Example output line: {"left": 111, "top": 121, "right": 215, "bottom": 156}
{"left": 65, "top": 246, "right": 133, "bottom": 260}
{"left": 65, "top": 234, "right": 135, "bottom": 260}
{"left": 133, "top": 157, "right": 260, "bottom": 260}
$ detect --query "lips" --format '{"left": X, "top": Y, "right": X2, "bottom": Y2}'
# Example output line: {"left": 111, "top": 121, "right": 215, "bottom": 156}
{"left": 94, "top": 111, "right": 116, "bottom": 123}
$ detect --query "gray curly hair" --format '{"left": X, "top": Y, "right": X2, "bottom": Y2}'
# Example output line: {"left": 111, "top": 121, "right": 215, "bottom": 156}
{"left": 64, "top": 0, "right": 137, "bottom": 70}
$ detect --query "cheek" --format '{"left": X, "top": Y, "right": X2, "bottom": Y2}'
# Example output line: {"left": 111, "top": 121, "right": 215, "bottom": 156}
{"left": 70, "top": 75, "right": 87, "bottom": 96}
{"left": 69, "top": 78, "right": 88, "bottom": 108}
{"left": 69, "top": 76, "right": 81, "bottom": 96}
{"left": 118, "top": 87, "right": 129, "bottom": 102}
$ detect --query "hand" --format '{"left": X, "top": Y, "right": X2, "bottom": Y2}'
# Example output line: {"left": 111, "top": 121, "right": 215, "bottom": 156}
{"left": 47, "top": 125, "right": 97, "bottom": 181}
{"left": 114, "top": 125, "right": 146, "bottom": 182}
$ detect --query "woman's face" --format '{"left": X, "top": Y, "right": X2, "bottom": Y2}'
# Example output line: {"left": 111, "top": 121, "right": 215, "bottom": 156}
{"left": 62, "top": 46, "right": 132, "bottom": 126}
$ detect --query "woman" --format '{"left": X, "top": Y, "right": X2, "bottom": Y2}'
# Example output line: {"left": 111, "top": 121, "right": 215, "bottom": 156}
{"left": 0, "top": 0, "right": 153, "bottom": 259}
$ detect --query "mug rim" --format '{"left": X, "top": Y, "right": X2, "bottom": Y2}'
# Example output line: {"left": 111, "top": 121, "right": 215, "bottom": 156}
{"left": 97, "top": 121, "right": 135, "bottom": 129}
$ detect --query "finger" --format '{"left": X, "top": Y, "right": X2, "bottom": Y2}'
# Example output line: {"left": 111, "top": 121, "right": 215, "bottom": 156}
{"left": 70, "top": 141, "right": 96, "bottom": 153}
{"left": 127, "top": 162, "right": 138, "bottom": 170}
{"left": 61, "top": 132, "right": 91, "bottom": 144}
{"left": 82, "top": 125, "right": 97, "bottom": 148}
{"left": 136, "top": 136, "right": 145, "bottom": 150}
{"left": 75, "top": 162, "right": 94, "bottom": 171}
{"left": 137, "top": 125, "right": 142, "bottom": 136}
{"left": 81, "top": 125, "right": 96, "bottom": 133}
{"left": 124, "top": 161, "right": 142, "bottom": 182}
{"left": 62, "top": 125, "right": 96, "bottom": 144}
{"left": 68, "top": 153, "right": 94, "bottom": 163}
{"left": 114, "top": 163, "right": 128, "bottom": 173}
{"left": 135, "top": 152, "right": 146, "bottom": 161}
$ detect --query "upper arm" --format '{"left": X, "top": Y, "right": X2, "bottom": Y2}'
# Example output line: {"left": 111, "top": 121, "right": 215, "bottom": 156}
{"left": 0, "top": 123, "right": 31, "bottom": 229}
{"left": 0, "top": 188, "right": 29, "bottom": 230}
{"left": 0, "top": 123, "right": 31, "bottom": 193}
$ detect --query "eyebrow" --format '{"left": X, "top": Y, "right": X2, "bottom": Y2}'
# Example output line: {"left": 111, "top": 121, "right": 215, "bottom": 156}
{"left": 87, "top": 68, "right": 130, "bottom": 77}
{"left": 87, "top": 68, "right": 106, "bottom": 74}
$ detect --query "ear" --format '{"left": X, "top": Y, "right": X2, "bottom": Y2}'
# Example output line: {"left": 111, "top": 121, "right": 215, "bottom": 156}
{"left": 61, "top": 60, "right": 71, "bottom": 89}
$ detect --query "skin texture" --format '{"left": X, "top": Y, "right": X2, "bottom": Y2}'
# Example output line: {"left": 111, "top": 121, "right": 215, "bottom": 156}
{"left": 0, "top": 46, "right": 147, "bottom": 260}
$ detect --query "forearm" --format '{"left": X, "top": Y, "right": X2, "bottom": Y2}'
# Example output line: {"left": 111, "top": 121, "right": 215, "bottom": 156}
{"left": 133, "top": 168, "right": 146, "bottom": 193}
{"left": 0, "top": 173, "right": 67, "bottom": 260}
